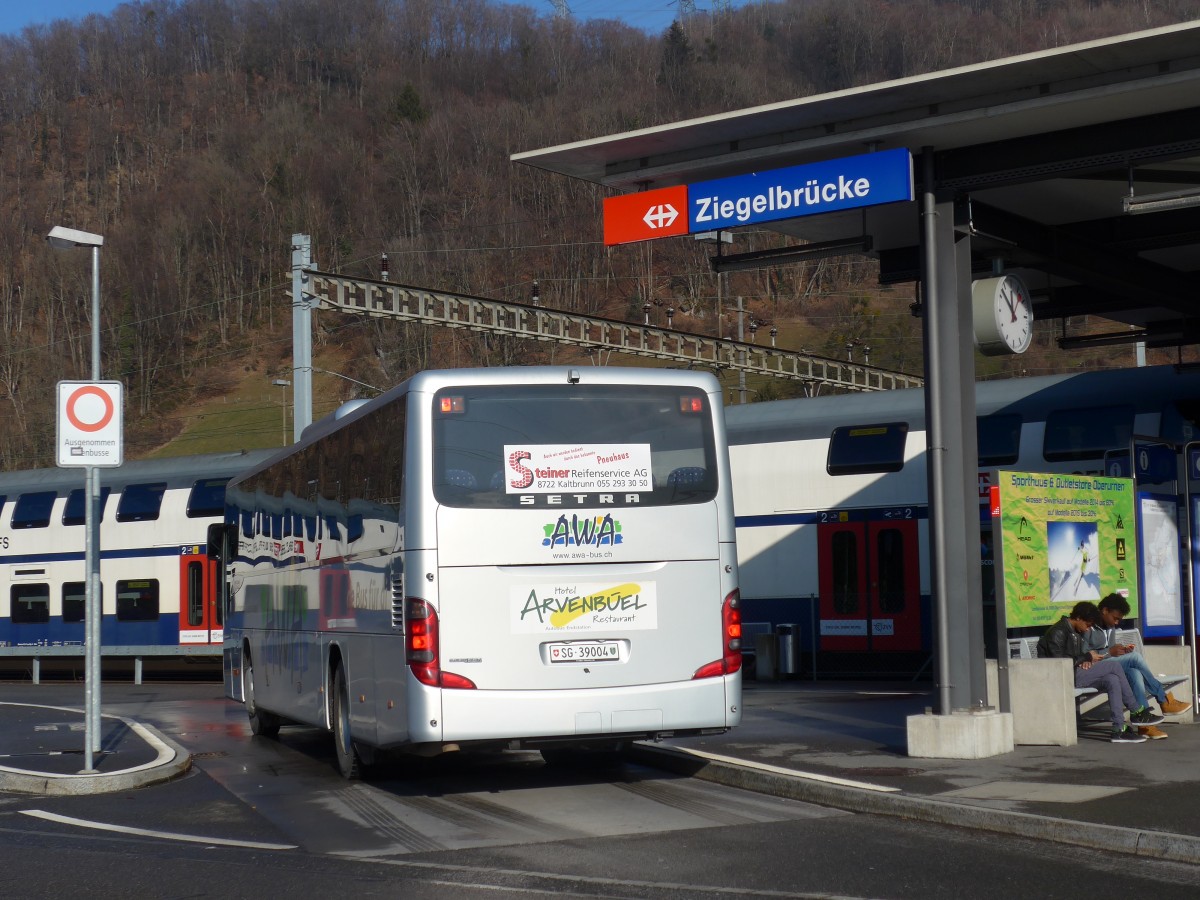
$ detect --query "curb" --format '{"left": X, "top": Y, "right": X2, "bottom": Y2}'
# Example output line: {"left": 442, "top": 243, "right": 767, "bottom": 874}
{"left": 627, "top": 743, "right": 1200, "bottom": 865}
{"left": 0, "top": 704, "right": 191, "bottom": 796}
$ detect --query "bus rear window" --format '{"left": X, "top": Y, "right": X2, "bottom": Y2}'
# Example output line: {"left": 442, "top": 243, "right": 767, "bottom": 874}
{"left": 431, "top": 384, "right": 717, "bottom": 508}
{"left": 827, "top": 423, "right": 908, "bottom": 475}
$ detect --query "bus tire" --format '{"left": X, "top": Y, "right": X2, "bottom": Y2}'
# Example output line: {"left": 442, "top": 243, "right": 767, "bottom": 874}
{"left": 332, "top": 665, "right": 362, "bottom": 780}
{"left": 243, "top": 652, "right": 281, "bottom": 738}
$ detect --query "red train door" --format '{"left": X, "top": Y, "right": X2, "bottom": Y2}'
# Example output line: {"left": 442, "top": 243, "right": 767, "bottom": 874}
{"left": 817, "top": 516, "right": 920, "bottom": 651}
{"left": 179, "top": 546, "right": 221, "bottom": 645}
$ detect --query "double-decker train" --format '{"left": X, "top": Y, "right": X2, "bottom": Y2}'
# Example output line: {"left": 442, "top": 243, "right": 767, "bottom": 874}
{"left": 0, "top": 450, "right": 272, "bottom": 656}
{"left": 724, "top": 364, "right": 1200, "bottom": 674}
{"left": 5, "top": 364, "right": 1197, "bottom": 681}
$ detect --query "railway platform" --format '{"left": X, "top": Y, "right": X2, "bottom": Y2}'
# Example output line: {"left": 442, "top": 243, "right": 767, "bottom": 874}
{"left": 635, "top": 680, "right": 1200, "bottom": 864}
{"left": 2, "top": 679, "right": 1200, "bottom": 863}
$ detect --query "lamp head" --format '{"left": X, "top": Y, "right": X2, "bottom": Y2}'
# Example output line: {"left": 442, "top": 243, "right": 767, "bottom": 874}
{"left": 48, "top": 225, "right": 104, "bottom": 249}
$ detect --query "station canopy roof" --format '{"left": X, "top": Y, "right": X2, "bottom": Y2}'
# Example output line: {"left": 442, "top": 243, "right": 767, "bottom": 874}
{"left": 513, "top": 22, "right": 1200, "bottom": 350}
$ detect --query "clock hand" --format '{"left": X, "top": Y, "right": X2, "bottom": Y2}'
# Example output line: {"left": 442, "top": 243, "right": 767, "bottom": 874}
{"left": 1003, "top": 290, "right": 1017, "bottom": 321}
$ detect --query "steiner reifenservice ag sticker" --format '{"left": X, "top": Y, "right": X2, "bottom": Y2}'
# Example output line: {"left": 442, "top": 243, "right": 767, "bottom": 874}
{"left": 512, "top": 582, "right": 658, "bottom": 634}
{"left": 503, "top": 444, "right": 652, "bottom": 494}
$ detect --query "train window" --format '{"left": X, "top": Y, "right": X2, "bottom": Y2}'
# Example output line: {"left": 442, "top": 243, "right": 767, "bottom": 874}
{"left": 11, "top": 584, "right": 50, "bottom": 623}
{"left": 827, "top": 423, "right": 908, "bottom": 475}
{"left": 116, "top": 580, "right": 160, "bottom": 621}
{"left": 831, "top": 531, "right": 859, "bottom": 614}
{"left": 1161, "top": 400, "right": 1200, "bottom": 445}
{"left": 116, "top": 482, "right": 168, "bottom": 522}
{"left": 187, "top": 562, "right": 204, "bottom": 626}
{"left": 977, "top": 414, "right": 1022, "bottom": 466}
{"left": 187, "top": 478, "right": 231, "bottom": 518}
{"left": 12, "top": 491, "right": 57, "bottom": 529}
{"left": 1043, "top": 405, "right": 1134, "bottom": 462}
{"left": 875, "top": 527, "right": 907, "bottom": 614}
{"left": 63, "top": 487, "right": 112, "bottom": 526}
{"left": 63, "top": 582, "right": 88, "bottom": 623}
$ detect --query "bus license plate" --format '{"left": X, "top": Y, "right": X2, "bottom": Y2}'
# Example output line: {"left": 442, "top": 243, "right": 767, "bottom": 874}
{"left": 548, "top": 641, "right": 620, "bottom": 663}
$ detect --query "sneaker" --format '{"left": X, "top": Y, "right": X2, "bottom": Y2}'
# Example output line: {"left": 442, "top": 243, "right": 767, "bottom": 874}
{"left": 1129, "top": 707, "right": 1165, "bottom": 726}
{"left": 1138, "top": 725, "right": 1168, "bottom": 740}
{"left": 1112, "top": 727, "right": 1147, "bottom": 743}
{"left": 1160, "top": 693, "right": 1190, "bottom": 715}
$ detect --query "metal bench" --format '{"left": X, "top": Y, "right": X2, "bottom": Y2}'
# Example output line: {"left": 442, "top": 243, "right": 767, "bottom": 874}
{"left": 1009, "top": 628, "right": 1190, "bottom": 729}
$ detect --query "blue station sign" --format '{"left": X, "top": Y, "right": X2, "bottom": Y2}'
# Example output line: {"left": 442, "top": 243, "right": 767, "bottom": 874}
{"left": 686, "top": 147, "right": 914, "bottom": 232}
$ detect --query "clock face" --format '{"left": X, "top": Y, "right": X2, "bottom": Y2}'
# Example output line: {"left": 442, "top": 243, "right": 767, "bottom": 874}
{"left": 973, "top": 275, "right": 1033, "bottom": 356}
{"left": 993, "top": 276, "right": 1032, "bottom": 353}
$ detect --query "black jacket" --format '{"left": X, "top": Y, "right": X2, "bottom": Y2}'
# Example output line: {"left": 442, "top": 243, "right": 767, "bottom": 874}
{"left": 1036, "top": 616, "right": 1090, "bottom": 666}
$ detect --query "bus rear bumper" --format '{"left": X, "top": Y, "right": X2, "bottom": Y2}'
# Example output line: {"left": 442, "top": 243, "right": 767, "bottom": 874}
{"left": 422, "top": 673, "right": 740, "bottom": 747}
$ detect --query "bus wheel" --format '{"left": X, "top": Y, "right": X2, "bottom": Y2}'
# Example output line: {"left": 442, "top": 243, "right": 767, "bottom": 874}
{"left": 332, "top": 666, "right": 362, "bottom": 779}
{"left": 243, "top": 653, "right": 281, "bottom": 738}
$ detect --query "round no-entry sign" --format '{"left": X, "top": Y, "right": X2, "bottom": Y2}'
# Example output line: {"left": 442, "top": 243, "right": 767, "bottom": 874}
{"left": 57, "top": 380, "right": 123, "bottom": 467}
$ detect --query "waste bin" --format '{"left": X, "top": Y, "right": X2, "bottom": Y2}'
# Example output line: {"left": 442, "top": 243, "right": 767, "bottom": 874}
{"left": 776, "top": 623, "right": 799, "bottom": 676}
{"left": 754, "top": 632, "right": 778, "bottom": 681}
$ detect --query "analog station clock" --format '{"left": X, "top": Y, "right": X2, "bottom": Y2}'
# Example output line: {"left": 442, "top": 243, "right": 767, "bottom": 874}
{"left": 972, "top": 274, "right": 1033, "bottom": 356}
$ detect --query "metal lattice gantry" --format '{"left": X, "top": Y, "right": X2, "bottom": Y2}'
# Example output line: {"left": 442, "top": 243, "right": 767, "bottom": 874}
{"left": 303, "top": 270, "right": 923, "bottom": 393}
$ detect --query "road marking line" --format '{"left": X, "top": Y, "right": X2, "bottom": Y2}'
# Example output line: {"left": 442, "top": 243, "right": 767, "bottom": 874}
{"left": 655, "top": 746, "right": 902, "bottom": 792}
{"left": 20, "top": 810, "right": 297, "bottom": 851}
{"left": 0, "top": 702, "right": 173, "bottom": 778}
{"left": 366, "top": 858, "right": 867, "bottom": 898}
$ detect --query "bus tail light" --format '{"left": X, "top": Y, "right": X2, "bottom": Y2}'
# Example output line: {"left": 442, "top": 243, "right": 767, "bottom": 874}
{"left": 405, "top": 598, "right": 476, "bottom": 689}
{"left": 692, "top": 589, "right": 742, "bottom": 679}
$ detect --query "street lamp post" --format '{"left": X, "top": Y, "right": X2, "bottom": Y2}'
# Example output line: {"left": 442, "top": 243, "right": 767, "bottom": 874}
{"left": 47, "top": 225, "right": 104, "bottom": 772}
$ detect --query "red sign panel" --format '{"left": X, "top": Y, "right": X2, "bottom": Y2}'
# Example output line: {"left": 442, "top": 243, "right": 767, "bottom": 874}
{"left": 603, "top": 185, "right": 689, "bottom": 246}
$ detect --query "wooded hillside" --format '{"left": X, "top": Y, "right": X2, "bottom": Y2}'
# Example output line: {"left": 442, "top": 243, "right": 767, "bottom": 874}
{"left": 1, "top": 0, "right": 1196, "bottom": 465}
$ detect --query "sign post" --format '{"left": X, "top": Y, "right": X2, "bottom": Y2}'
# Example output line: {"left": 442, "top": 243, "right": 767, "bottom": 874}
{"left": 56, "top": 380, "right": 122, "bottom": 772}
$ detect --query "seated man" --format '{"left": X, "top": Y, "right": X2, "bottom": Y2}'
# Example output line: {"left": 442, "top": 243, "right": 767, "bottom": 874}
{"left": 1037, "top": 601, "right": 1163, "bottom": 743}
{"left": 1086, "top": 593, "right": 1190, "bottom": 740}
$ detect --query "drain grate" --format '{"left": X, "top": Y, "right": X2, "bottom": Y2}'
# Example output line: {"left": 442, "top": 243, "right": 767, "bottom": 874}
{"left": 190, "top": 751, "right": 229, "bottom": 760}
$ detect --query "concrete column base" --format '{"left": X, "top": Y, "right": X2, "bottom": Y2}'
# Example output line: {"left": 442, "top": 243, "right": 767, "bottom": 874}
{"left": 906, "top": 708, "right": 1014, "bottom": 759}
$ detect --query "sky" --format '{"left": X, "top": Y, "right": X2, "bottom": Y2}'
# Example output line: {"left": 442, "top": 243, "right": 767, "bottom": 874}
{"left": 0, "top": 0, "right": 724, "bottom": 39}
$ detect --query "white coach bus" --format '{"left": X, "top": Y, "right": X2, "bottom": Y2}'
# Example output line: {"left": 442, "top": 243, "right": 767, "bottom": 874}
{"left": 222, "top": 366, "right": 742, "bottom": 776}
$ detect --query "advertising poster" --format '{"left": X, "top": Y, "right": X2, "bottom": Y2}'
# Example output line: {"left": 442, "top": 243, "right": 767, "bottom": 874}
{"left": 1137, "top": 493, "right": 1183, "bottom": 636}
{"left": 996, "top": 471, "right": 1138, "bottom": 628}
{"left": 1192, "top": 495, "right": 1200, "bottom": 635}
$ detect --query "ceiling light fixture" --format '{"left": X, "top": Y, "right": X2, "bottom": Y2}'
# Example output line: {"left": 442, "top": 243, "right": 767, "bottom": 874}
{"left": 710, "top": 236, "right": 872, "bottom": 274}
{"left": 1122, "top": 185, "right": 1200, "bottom": 215}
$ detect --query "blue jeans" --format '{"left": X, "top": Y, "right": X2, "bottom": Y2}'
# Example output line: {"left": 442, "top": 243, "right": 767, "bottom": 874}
{"left": 1116, "top": 652, "right": 1165, "bottom": 710}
